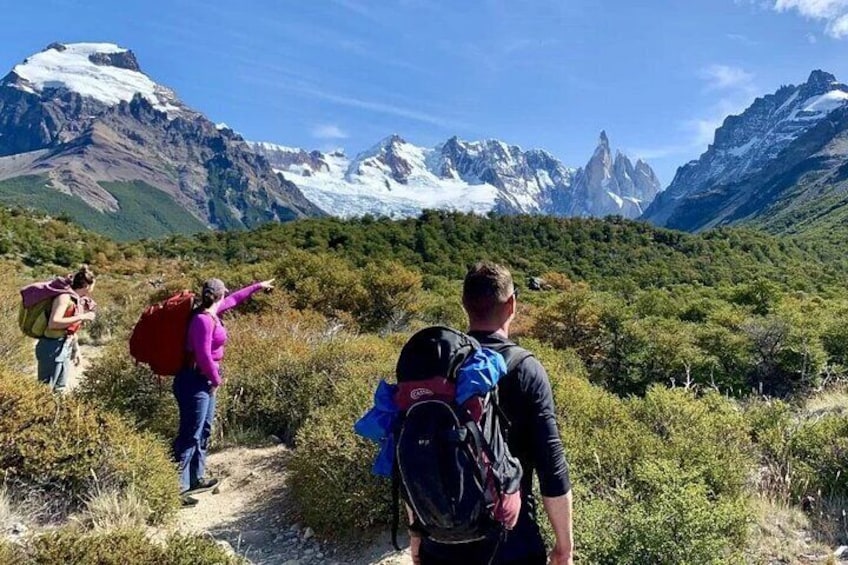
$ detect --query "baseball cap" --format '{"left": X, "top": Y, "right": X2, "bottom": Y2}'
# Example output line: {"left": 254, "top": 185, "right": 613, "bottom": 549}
{"left": 201, "top": 278, "right": 228, "bottom": 297}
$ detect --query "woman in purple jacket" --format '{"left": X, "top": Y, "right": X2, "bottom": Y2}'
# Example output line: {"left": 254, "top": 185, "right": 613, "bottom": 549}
{"left": 175, "top": 277, "right": 274, "bottom": 506}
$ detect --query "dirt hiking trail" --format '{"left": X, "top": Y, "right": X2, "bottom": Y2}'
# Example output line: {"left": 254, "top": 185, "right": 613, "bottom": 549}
{"left": 177, "top": 444, "right": 413, "bottom": 565}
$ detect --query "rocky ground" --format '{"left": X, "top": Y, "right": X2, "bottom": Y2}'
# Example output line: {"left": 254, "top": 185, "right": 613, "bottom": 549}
{"left": 176, "top": 444, "right": 412, "bottom": 565}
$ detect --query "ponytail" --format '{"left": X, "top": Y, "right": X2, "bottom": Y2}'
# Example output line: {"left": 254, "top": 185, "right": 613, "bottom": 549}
{"left": 71, "top": 265, "right": 96, "bottom": 290}
{"left": 194, "top": 289, "right": 218, "bottom": 312}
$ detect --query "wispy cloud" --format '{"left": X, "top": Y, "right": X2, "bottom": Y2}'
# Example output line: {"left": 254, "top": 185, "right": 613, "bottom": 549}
{"left": 311, "top": 124, "right": 349, "bottom": 139}
{"left": 771, "top": 0, "right": 848, "bottom": 38}
{"left": 699, "top": 64, "right": 755, "bottom": 91}
{"left": 502, "top": 38, "right": 560, "bottom": 55}
{"left": 633, "top": 67, "right": 756, "bottom": 160}
{"left": 298, "top": 86, "right": 465, "bottom": 129}
{"left": 330, "top": 0, "right": 386, "bottom": 25}
{"left": 726, "top": 33, "right": 760, "bottom": 46}
{"left": 240, "top": 73, "right": 466, "bottom": 129}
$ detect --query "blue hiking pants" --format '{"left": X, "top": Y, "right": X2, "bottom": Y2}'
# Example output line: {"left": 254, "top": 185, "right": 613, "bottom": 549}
{"left": 35, "top": 337, "right": 72, "bottom": 393}
{"left": 172, "top": 367, "right": 216, "bottom": 493}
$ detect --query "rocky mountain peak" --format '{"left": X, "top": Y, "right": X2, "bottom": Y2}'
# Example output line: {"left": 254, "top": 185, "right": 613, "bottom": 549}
{"left": 256, "top": 130, "right": 661, "bottom": 220}
{"left": 3, "top": 42, "right": 180, "bottom": 116}
{"left": 561, "top": 132, "right": 660, "bottom": 217}
{"left": 348, "top": 134, "right": 420, "bottom": 184}
{"left": 643, "top": 69, "right": 848, "bottom": 231}
{"left": 0, "top": 42, "right": 319, "bottom": 237}
{"left": 586, "top": 130, "right": 614, "bottom": 177}
{"left": 87, "top": 50, "right": 141, "bottom": 72}
{"left": 806, "top": 69, "right": 839, "bottom": 91}
{"left": 33, "top": 42, "right": 142, "bottom": 72}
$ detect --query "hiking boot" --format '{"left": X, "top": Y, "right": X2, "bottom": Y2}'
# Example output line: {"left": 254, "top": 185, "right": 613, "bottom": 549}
{"left": 180, "top": 495, "right": 199, "bottom": 507}
{"left": 185, "top": 477, "right": 219, "bottom": 495}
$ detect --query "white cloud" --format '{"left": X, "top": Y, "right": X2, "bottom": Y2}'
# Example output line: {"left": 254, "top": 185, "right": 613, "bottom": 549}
{"left": 699, "top": 65, "right": 755, "bottom": 91}
{"left": 772, "top": 0, "right": 848, "bottom": 37}
{"left": 311, "top": 124, "right": 349, "bottom": 139}
{"left": 830, "top": 12, "right": 848, "bottom": 34}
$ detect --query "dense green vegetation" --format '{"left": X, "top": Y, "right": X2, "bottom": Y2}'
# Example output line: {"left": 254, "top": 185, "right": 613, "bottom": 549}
{"left": 2, "top": 208, "right": 848, "bottom": 562}
{"left": 147, "top": 211, "right": 848, "bottom": 292}
{"left": 0, "top": 176, "right": 206, "bottom": 241}
{"left": 99, "top": 181, "right": 208, "bottom": 240}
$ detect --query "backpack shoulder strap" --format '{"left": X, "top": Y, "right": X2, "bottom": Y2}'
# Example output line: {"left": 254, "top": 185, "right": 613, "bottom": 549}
{"left": 486, "top": 342, "right": 534, "bottom": 375}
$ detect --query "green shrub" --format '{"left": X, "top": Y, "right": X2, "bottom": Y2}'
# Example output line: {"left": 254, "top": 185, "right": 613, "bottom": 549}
{"left": 285, "top": 332, "right": 402, "bottom": 534}
{"left": 274, "top": 250, "right": 365, "bottom": 317}
{"left": 788, "top": 414, "right": 848, "bottom": 500}
{"left": 529, "top": 342, "right": 754, "bottom": 561}
{"left": 288, "top": 375, "right": 389, "bottom": 534}
{"left": 630, "top": 388, "right": 753, "bottom": 498}
{"left": 0, "top": 542, "right": 21, "bottom": 565}
{"left": 162, "top": 533, "right": 247, "bottom": 564}
{"left": 222, "top": 322, "right": 395, "bottom": 443}
{"left": 536, "top": 343, "right": 656, "bottom": 485}
{"left": 27, "top": 528, "right": 159, "bottom": 565}
{"left": 15, "top": 528, "right": 245, "bottom": 564}
{"left": 0, "top": 370, "right": 179, "bottom": 524}
{"left": 355, "top": 261, "right": 423, "bottom": 332}
{"left": 531, "top": 283, "right": 603, "bottom": 363}
{"left": 587, "top": 460, "right": 748, "bottom": 565}
{"left": 76, "top": 341, "right": 179, "bottom": 441}
{"left": 418, "top": 292, "right": 467, "bottom": 329}
{"left": 746, "top": 399, "right": 848, "bottom": 502}
{"left": 745, "top": 399, "right": 794, "bottom": 499}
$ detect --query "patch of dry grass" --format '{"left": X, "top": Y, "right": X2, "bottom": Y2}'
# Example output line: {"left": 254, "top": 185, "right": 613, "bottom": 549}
{"left": 747, "top": 495, "right": 832, "bottom": 565}
{"left": 76, "top": 487, "right": 151, "bottom": 532}
{"left": 805, "top": 390, "right": 848, "bottom": 418}
{"left": 0, "top": 266, "right": 34, "bottom": 375}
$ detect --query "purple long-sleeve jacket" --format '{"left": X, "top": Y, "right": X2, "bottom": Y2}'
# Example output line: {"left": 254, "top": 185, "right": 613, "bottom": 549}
{"left": 186, "top": 283, "right": 262, "bottom": 387}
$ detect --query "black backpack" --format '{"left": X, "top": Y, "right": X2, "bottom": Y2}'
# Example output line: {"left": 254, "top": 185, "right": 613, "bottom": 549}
{"left": 391, "top": 326, "right": 525, "bottom": 549}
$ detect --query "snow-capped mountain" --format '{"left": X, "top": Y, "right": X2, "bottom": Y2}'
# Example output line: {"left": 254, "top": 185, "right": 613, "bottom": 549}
{"left": 0, "top": 42, "right": 319, "bottom": 238}
{"left": 643, "top": 70, "right": 848, "bottom": 231}
{"left": 0, "top": 42, "right": 663, "bottom": 237}
{"left": 567, "top": 131, "right": 660, "bottom": 218}
{"left": 250, "top": 132, "right": 660, "bottom": 219}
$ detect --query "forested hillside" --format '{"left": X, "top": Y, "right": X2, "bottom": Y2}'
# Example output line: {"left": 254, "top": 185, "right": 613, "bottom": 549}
{"left": 146, "top": 211, "right": 848, "bottom": 291}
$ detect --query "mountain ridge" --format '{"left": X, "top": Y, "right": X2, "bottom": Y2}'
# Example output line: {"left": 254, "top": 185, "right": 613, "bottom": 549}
{"left": 643, "top": 69, "right": 848, "bottom": 232}
{"left": 0, "top": 42, "right": 320, "bottom": 239}
{"left": 249, "top": 130, "right": 661, "bottom": 219}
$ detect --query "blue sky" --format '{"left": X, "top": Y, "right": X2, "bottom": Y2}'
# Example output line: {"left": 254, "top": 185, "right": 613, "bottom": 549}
{"left": 3, "top": 0, "right": 848, "bottom": 185}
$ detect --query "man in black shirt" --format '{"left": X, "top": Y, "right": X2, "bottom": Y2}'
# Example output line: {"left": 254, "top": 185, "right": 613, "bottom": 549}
{"left": 412, "top": 261, "right": 574, "bottom": 565}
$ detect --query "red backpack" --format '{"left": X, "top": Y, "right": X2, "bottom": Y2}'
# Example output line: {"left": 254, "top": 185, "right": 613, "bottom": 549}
{"left": 129, "top": 291, "right": 195, "bottom": 376}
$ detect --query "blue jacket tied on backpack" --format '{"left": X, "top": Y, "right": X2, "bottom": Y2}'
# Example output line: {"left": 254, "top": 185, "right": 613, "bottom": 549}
{"left": 456, "top": 348, "right": 507, "bottom": 405}
{"left": 354, "top": 379, "right": 398, "bottom": 477}
{"left": 354, "top": 348, "right": 507, "bottom": 478}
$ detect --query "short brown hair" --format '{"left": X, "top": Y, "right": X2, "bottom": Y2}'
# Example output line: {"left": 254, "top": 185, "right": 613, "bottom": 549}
{"left": 71, "top": 265, "right": 96, "bottom": 290}
{"left": 462, "top": 261, "right": 514, "bottom": 321}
